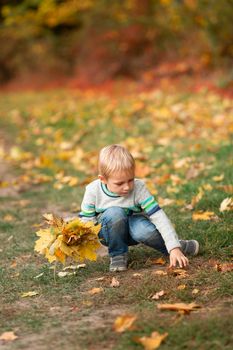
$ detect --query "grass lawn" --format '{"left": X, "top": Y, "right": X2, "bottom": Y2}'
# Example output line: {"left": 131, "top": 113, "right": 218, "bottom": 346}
{"left": 0, "top": 86, "right": 232, "bottom": 350}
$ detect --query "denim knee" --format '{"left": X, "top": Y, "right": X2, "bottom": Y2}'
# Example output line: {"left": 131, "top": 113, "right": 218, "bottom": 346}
{"left": 130, "top": 219, "right": 156, "bottom": 242}
{"left": 99, "top": 207, "right": 128, "bottom": 225}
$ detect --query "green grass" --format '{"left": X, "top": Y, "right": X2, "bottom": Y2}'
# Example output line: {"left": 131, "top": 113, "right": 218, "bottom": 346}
{"left": 0, "top": 88, "right": 232, "bottom": 349}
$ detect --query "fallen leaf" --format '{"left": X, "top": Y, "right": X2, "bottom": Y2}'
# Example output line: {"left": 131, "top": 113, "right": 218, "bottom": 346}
{"left": 192, "top": 288, "right": 199, "bottom": 294}
{"left": 212, "top": 174, "right": 224, "bottom": 182}
{"left": 3, "top": 214, "right": 15, "bottom": 222}
{"left": 191, "top": 187, "right": 204, "bottom": 207}
{"left": 34, "top": 272, "right": 44, "bottom": 279}
{"left": 0, "top": 331, "right": 18, "bottom": 342}
{"left": 86, "top": 287, "right": 103, "bottom": 295}
{"left": 167, "top": 268, "right": 188, "bottom": 278}
{"left": 110, "top": 277, "right": 120, "bottom": 287}
{"left": 63, "top": 264, "right": 86, "bottom": 270}
{"left": 58, "top": 271, "right": 76, "bottom": 278}
{"left": 158, "top": 302, "right": 201, "bottom": 314}
{"left": 133, "top": 273, "right": 143, "bottom": 278}
{"left": 219, "top": 197, "right": 233, "bottom": 212}
{"left": 157, "top": 197, "right": 175, "bottom": 206}
{"left": 18, "top": 199, "right": 31, "bottom": 207}
{"left": 202, "top": 184, "right": 213, "bottom": 191}
{"left": 177, "top": 284, "right": 186, "bottom": 290}
{"left": 215, "top": 263, "right": 233, "bottom": 272}
{"left": 152, "top": 270, "right": 167, "bottom": 276}
{"left": 21, "top": 291, "right": 39, "bottom": 298}
{"left": 151, "top": 290, "right": 166, "bottom": 300}
{"left": 150, "top": 258, "right": 166, "bottom": 265}
{"left": 94, "top": 277, "right": 105, "bottom": 281}
{"left": 135, "top": 163, "right": 153, "bottom": 177}
{"left": 192, "top": 211, "right": 218, "bottom": 221}
{"left": 217, "top": 185, "right": 233, "bottom": 194}
{"left": 166, "top": 186, "right": 180, "bottom": 194}
{"left": 113, "top": 314, "right": 137, "bottom": 333}
{"left": 135, "top": 331, "right": 168, "bottom": 350}
{"left": 10, "top": 261, "right": 17, "bottom": 268}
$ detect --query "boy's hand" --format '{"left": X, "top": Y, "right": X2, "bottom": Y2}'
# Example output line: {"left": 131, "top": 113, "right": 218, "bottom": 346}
{"left": 169, "top": 247, "right": 189, "bottom": 268}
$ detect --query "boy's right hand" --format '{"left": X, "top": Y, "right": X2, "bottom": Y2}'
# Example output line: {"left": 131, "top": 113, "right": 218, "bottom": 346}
{"left": 169, "top": 247, "right": 189, "bottom": 268}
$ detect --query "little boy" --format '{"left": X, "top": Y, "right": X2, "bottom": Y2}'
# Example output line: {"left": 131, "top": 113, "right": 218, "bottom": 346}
{"left": 79, "top": 144, "right": 199, "bottom": 272}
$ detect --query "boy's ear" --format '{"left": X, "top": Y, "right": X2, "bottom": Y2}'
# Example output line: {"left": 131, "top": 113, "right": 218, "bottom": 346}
{"left": 98, "top": 174, "right": 107, "bottom": 183}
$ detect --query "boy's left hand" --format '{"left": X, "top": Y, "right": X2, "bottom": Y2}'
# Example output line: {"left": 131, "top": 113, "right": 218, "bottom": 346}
{"left": 169, "top": 247, "right": 189, "bottom": 268}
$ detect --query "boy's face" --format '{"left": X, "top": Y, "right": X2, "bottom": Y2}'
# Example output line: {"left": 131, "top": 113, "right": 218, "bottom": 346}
{"left": 99, "top": 171, "right": 135, "bottom": 196}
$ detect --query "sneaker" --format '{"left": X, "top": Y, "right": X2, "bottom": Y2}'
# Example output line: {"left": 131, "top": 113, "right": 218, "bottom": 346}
{"left": 179, "top": 240, "right": 199, "bottom": 256}
{"left": 110, "top": 253, "right": 128, "bottom": 272}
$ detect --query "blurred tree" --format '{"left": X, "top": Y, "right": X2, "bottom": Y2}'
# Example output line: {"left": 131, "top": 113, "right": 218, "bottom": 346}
{"left": 0, "top": 0, "right": 232, "bottom": 84}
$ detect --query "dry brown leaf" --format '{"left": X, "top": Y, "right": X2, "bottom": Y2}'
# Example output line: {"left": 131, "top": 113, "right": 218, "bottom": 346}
{"left": 3, "top": 214, "right": 15, "bottom": 222}
{"left": 135, "top": 163, "right": 153, "bottom": 177}
{"left": 86, "top": 287, "right": 103, "bottom": 295}
{"left": 21, "top": 291, "right": 39, "bottom": 298}
{"left": 219, "top": 197, "right": 233, "bottom": 212}
{"left": 133, "top": 273, "right": 143, "bottom": 278}
{"left": 192, "top": 288, "right": 199, "bottom": 295}
{"left": 166, "top": 186, "right": 179, "bottom": 194}
{"left": 110, "top": 277, "right": 120, "bottom": 288}
{"left": 151, "top": 290, "right": 166, "bottom": 300}
{"left": 191, "top": 187, "right": 204, "bottom": 207}
{"left": 152, "top": 270, "right": 167, "bottom": 276}
{"left": 94, "top": 277, "right": 105, "bottom": 281}
{"left": 215, "top": 263, "right": 233, "bottom": 272}
{"left": 135, "top": 331, "right": 168, "bottom": 350}
{"left": 167, "top": 268, "right": 188, "bottom": 278}
{"left": 158, "top": 302, "right": 201, "bottom": 314}
{"left": 113, "top": 314, "right": 137, "bottom": 333}
{"left": 177, "top": 284, "right": 186, "bottom": 290}
{"left": 217, "top": 185, "right": 233, "bottom": 194}
{"left": 0, "top": 331, "right": 18, "bottom": 342}
{"left": 150, "top": 258, "right": 166, "bottom": 265}
{"left": 212, "top": 174, "right": 224, "bottom": 182}
{"left": 18, "top": 199, "right": 31, "bottom": 207}
{"left": 192, "top": 211, "right": 218, "bottom": 221}
{"left": 157, "top": 197, "right": 175, "bottom": 207}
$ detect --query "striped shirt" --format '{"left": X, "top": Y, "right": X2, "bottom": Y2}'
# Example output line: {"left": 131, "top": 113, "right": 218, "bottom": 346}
{"left": 79, "top": 179, "right": 180, "bottom": 252}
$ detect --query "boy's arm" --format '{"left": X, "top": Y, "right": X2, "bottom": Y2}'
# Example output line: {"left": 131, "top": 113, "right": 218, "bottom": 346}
{"left": 137, "top": 180, "right": 187, "bottom": 267}
{"left": 149, "top": 209, "right": 181, "bottom": 253}
{"left": 79, "top": 185, "right": 97, "bottom": 224}
{"left": 147, "top": 205, "right": 188, "bottom": 267}
{"left": 136, "top": 180, "right": 181, "bottom": 253}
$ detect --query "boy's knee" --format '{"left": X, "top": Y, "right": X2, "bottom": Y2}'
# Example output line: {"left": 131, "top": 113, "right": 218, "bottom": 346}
{"left": 100, "top": 207, "right": 127, "bottom": 224}
{"left": 130, "top": 219, "right": 156, "bottom": 242}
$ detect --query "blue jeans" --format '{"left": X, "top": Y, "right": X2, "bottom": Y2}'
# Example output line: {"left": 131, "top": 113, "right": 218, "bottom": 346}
{"left": 97, "top": 207, "right": 168, "bottom": 257}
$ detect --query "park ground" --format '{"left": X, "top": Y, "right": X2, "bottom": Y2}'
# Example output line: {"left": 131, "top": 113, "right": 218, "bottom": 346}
{"left": 0, "top": 79, "right": 232, "bottom": 349}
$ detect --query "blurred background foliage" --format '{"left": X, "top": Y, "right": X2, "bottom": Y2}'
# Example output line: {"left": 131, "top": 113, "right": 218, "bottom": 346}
{"left": 0, "top": 0, "right": 233, "bottom": 84}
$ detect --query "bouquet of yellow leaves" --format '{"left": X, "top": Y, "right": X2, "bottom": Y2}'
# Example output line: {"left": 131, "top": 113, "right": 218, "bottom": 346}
{"left": 34, "top": 214, "right": 101, "bottom": 264}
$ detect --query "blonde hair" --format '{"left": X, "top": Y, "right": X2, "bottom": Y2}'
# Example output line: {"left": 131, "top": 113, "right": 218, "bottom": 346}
{"left": 98, "top": 144, "right": 135, "bottom": 178}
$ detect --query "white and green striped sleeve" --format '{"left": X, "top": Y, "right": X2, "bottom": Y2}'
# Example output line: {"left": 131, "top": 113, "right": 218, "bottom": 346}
{"left": 79, "top": 184, "right": 97, "bottom": 223}
{"left": 136, "top": 180, "right": 180, "bottom": 253}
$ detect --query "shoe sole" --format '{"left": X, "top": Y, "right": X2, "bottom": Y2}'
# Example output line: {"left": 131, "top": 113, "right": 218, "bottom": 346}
{"left": 109, "top": 266, "right": 127, "bottom": 272}
{"left": 193, "top": 240, "right": 199, "bottom": 256}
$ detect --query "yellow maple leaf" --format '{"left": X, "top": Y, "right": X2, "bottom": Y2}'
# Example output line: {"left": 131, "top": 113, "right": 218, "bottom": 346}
{"left": 219, "top": 197, "right": 233, "bottom": 212}
{"left": 86, "top": 287, "right": 103, "bottom": 295}
{"left": 157, "top": 302, "right": 200, "bottom": 313}
{"left": 34, "top": 214, "right": 101, "bottom": 264}
{"left": 135, "top": 331, "right": 168, "bottom": 350}
{"left": 113, "top": 314, "right": 137, "bottom": 333}
{"left": 192, "top": 211, "right": 217, "bottom": 221}
{"left": 0, "top": 331, "right": 18, "bottom": 342}
{"left": 34, "top": 229, "right": 56, "bottom": 254}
